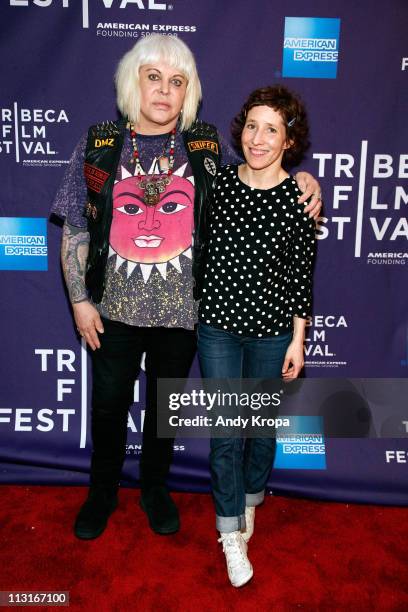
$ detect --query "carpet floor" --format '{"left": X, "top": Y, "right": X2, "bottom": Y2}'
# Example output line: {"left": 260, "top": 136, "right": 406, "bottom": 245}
{"left": 1, "top": 486, "right": 408, "bottom": 611}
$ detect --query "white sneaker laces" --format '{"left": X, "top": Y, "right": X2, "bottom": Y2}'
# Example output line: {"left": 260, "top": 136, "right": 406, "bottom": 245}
{"left": 218, "top": 533, "right": 248, "bottom": 569}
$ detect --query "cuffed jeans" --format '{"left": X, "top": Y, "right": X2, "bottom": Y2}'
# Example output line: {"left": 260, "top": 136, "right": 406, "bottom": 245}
{"left": 90, "top": 318, "right": 197, "bottom": 491}
{"left": 197, "top": 322, "right": 292, "bottom": 533}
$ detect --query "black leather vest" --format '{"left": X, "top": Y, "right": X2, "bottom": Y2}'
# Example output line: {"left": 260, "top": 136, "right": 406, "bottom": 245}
{"left": 182, "top": 120, "right": 220, "bottom": 299}
{"left": 84, "top": 118, "right": 126, "bottom": 303}
{"left": 84, "top": 118, "right": 220, "bottom": 303}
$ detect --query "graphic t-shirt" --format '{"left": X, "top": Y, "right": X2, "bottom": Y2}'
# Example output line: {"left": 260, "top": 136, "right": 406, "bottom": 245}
{"left": 199, "top": 165, "right": 315, "bottom": 337}
{"left": 51, "top": 125, "right": 239, "bottom": 329}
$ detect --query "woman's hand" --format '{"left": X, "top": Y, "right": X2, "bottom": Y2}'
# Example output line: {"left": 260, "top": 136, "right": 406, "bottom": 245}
{"left": 281, "top": 340, "right": 305, "bottom": 380}
{"left": 294, "top": 171, "right": 322, "bottom": 220}
{"left": 73, "top": 301, "right": 104, "bottom": 351}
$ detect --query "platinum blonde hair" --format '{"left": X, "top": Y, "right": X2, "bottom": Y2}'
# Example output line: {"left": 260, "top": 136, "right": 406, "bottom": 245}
{"left": 115, "top": 34, "right": 202, "bottom": 131}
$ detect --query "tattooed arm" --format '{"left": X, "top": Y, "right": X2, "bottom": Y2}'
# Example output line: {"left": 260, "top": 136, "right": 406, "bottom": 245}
{"left": 61, "top": 221, "right": 90, "bottom": 303}
{"left": 61, "top": 221, "right": 104, "bottom": 350}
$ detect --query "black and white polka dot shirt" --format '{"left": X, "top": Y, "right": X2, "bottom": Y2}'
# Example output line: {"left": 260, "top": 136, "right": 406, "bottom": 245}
{"left": 198, "top": 165, "right": 315, "bottom": 338}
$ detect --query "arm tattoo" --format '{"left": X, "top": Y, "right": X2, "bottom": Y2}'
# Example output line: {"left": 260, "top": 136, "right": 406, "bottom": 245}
{"left": 61, "top": 221, "right": 90, "bottom": 304}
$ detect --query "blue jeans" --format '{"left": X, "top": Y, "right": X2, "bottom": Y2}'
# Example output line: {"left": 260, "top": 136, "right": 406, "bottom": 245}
{"left": 197, "top": 322, "right": 292, "bottom": 533}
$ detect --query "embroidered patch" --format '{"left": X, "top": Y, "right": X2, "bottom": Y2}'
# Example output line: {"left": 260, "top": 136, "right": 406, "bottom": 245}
{"left": 85, "top": 202, "right": 98, "bottom": 220}
{"left": 84, "top": 163, "right": 110, "bottom": 193}
{"left": 187, "top": 140, "right": 219, "bottom": 154}
{"left": 94, "top": 137, "right": 115, "bottom": 148}
{"left": 204, "top": 157, "right": 217, "bottom": 176}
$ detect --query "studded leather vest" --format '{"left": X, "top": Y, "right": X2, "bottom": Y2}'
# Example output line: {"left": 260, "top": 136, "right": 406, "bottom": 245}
{"left": 83, "top": 118, "right": 220, "bottom": 303}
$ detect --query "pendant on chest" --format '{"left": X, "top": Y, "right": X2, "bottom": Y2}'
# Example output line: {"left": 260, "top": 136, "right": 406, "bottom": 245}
{"left": 158, "top": 156, "right": 170, "bottom": 174}
{"left": 139, "top": 175, "right": 172, "bottom": 206}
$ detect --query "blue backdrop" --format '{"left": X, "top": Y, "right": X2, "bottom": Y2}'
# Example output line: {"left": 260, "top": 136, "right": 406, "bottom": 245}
{"left": 1, "top": 0, "right": 407, "bottom": 504}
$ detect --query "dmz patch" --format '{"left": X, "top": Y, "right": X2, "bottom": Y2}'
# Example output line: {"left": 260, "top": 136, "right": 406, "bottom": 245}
{"left": 0, "top": 217, "right": 48, "bottom": 271}
{"left": 274, "top": 416, "right": 326, "bottom": 469}
{"left": 282, "top": 17, "right": 341, "bottom": 79}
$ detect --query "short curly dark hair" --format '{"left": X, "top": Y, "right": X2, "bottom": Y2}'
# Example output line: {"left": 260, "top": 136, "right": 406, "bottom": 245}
{"left": 231, "top": 85, "right": 310, "bottom": 168}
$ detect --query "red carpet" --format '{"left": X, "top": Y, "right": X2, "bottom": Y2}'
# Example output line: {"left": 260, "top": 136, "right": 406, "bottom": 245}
{"left": 1, "top": 486, "right": 408, "bottom": 611}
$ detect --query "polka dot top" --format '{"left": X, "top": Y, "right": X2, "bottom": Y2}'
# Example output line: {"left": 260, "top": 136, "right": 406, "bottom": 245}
{"left": 198, "top": 165, "right": 315, "bottom": 338}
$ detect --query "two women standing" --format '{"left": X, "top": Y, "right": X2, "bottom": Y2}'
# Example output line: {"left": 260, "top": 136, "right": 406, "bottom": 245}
{"left": 53, "top": 34, "right": 318, "bottom": 587}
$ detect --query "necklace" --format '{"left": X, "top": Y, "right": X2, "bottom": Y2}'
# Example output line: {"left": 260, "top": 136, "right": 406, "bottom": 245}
{"left": 129, "top": 124, "right": 176, "bottom": 206}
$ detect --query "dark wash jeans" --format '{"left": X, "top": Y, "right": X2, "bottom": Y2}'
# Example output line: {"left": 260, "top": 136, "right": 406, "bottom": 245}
{"left": 197, "top": 322, "right": 292, "bottom": 533}
{"left": 90, "top": 317, "right": 197, "bottom": 492}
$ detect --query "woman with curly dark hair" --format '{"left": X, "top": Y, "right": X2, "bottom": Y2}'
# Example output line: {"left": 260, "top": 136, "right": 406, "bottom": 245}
{"left": 197, "top": 85, "right": 315, "bottom": 587}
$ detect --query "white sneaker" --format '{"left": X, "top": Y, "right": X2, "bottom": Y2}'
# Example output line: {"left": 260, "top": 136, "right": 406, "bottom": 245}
{"left": 218, "top": 531, "right": 253, "bottom": 587}
{"left": 241, "top": 506, "right": 256, "bottom": 543}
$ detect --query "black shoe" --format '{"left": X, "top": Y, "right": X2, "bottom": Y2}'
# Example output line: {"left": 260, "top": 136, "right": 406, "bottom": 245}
{"left": 74, "top": 488, "right": 118, "bottom": 540}
{"left": 140, "top": 486, "right": 180, "bottom": 535}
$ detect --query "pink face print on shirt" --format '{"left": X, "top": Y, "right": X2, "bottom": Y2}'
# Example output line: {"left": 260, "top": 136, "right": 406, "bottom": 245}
{"left": 110, "top": 175, "right": 194, "bottom": 264}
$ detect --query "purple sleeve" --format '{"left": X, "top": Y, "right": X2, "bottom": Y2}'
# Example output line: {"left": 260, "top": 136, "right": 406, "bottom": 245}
{"left": 50, "top": 133, "right": 88, "bottom": 228}
{"left": 218, "top": 131, "right": 242, "bottom": 165}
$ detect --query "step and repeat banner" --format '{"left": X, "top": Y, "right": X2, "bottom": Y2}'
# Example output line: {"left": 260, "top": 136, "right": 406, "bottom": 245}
{"left": 1, "top": 0, "right": 407, "bottom": 504}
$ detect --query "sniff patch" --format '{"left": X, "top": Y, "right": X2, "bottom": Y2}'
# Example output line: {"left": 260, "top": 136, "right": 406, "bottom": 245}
{"left": 188, "top": 140, "right": 219, "bottom": 154}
